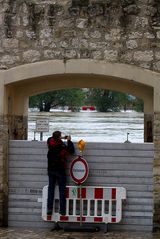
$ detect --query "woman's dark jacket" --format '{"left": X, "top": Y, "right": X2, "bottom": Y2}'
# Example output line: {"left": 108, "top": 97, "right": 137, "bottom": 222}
{"left": 47, "top": 137, "right": 75, "bottom": 173}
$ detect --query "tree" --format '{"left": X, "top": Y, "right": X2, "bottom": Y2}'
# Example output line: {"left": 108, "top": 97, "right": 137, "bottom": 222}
{"left": 85, "top": 89, "right": 143, "bottom": 112}
{"left": 86, "top": 89, "right": 121, "bottom": 112}
{"left": 63, "top": 89, "right": 85, "bottom": 111}
{"left": 114, "top": 92, "right": 130, "bottom": 111}
{"left": 132, "top": 98, "right": 144, "bottom": 112}
{"left": 29, "top": 89, "right": 85, "bottom": 112}
{"left": 29, "top": 88, "right": 144, "bottom": 113}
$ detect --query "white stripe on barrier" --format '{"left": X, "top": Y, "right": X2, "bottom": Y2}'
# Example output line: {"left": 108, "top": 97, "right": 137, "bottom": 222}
{"left": 41, "top": 185, "right": 126, "bottom": 224}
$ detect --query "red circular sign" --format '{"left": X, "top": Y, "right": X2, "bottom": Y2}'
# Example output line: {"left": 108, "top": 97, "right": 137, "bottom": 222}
{"left": 70, "top": 156, "right": 89, "bottom": 184}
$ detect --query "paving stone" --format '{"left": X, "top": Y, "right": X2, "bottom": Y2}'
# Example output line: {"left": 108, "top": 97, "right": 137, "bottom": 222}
{"left": 0, "top": 228, "right": 160, "bottom": 239}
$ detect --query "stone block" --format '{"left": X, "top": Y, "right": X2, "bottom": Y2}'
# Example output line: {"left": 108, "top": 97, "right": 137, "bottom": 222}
{"left": 2, "top": 39, "right": 19, "bottom": 49}
{"left": 105, "top": 29, "right": 121, "bottom": 41}
{"left": 80, "top": 39, "right": 88, "bottom": 48}
{"left": 90, "top": 30, "right": 101, "bottom": 39}
{"left": 22, "top": 15, "right": 29, "bottom": 27}
{"left": 157, "top": 31, "right": 160, "bottom": 39}
{"left": 65, "top": 50, "right": 77, "bottom": 58}
{"left": 44, "top": 50, "right": 61, "bottom": 59}
{"left": 25, "top": 30, "right": 36, "bottom": 40}
{"left": 104, "top": 50, "right": 118, "bottom": 61}
{"left": 126, "top": 40, "right": 138, "bottom": 49}
{"left": 39, "top": 29, "right": 52, "bottom": 39}
{"left": 133, "top": 50, "right": 153, "bottom": 62}
{"left": 43, "top": 50, "right": 53, "bottom": 59}
{"left": 0, "top": 55, "right": 20, "bottom": 65}
{"left": 0, "top": 14, "right": 3, "bottom": 26}
{"left": 135, "top": 17, "right": 148, "bottom": 28}
{"left": 139, "top": 62, "right": 151, "bottom": 69}
{"left": 60, "top": 41, "right": 69, "bottom": 48}
{"left": 153, "top": 61, "right": 160, "bottom": 72}
{"left": 153, "top": 167, "right": 160, "bottom": 176}
{"left": 16, "top": 30, "right": 24, "bottom": 39}
{"left": 129, "top": 32, "right": 143, "bottom": 39}
{"left": 120, "top": 52, "right": 133, "bottom": 62}
{"left": 155, "top": 52, "right": 160, "bottom": 60}
{"left": 23, "top": 50, "right": 41, "bottom": 63}
{"left": 144, "top": 32, "right": 155, "bottom": 39}
{"left": 71, "top": 38, "right": 79, "bottom": 48}
{"left": 92, "top": 50, "right": 102, "bottom": 59}
{"left": 76, "top": 18, "right": 88, "bottom": 29}
{"left": 40, "top": 39, "right": 52, "bottom": 48}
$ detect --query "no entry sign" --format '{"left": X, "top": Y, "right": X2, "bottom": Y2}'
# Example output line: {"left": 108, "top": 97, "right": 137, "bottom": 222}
{"left": 70, "top": 156, "right": 89, "bottom": 184}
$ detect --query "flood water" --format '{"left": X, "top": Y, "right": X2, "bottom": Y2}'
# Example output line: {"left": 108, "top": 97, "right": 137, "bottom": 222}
{"left": 28, "top": 111, "right": 144, "bottom": 143}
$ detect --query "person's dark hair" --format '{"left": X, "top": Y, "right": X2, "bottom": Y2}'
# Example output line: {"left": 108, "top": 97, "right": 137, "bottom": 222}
{"left": 52, "top": 131, "right": 61, "bottom": 140}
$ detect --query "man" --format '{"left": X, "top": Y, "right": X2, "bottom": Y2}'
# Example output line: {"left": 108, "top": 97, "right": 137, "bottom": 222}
{"left": 47, "top": 130, "right": 75, "bottom": 217}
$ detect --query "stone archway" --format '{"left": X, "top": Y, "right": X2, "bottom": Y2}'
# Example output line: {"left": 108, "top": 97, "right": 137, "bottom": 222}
{"left": 1, "top": 59, "right": 160, "bottom": 227}
{"left": 3, "top": 60, "right": 155, "bottom": 141}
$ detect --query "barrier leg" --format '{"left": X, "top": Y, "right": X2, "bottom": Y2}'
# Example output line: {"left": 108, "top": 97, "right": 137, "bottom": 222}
{"left": 51, "top": 222, "right": 62, "bottom": 231}
{"left": 80, "top": 184, "right": 82, "bottom": 227}
{"left": 104, "top": 223, "right": 108, "bottom": 233}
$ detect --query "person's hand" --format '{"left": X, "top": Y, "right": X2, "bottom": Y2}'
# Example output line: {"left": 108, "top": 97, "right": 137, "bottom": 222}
{"left": 67, "top": 135, "right": 71, "bottom": 141}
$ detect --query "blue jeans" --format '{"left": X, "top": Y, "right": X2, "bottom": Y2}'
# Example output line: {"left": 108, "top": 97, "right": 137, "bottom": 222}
{"left": 47, "top": 171, "right": 66, "bottom": 214}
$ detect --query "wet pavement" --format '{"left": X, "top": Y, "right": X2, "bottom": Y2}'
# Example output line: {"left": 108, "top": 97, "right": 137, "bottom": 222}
{"left": 0, "top": 228, "right": 160, "bottom": 239}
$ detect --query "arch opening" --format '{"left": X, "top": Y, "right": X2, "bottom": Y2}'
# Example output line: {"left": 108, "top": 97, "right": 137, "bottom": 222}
{"left": 28, "top": 87, "right": 146, "bottom": 143}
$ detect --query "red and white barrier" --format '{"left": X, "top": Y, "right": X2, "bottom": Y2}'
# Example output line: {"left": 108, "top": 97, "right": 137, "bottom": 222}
{"left": 41, "top": 185, "right": 126, "bottom": 225}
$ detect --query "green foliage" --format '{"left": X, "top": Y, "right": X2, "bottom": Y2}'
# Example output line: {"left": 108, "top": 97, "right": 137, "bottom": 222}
{"left": 29, "top": 88, "right": 144, "bottom": 113}
{"left": 85, "top": 89, "right": 130, "bottom": 112}
{"left": 132, "top": 98, "right": 144, "bottom": 112}
{"left": 29, "top": 89, "right": 85, "bottom": 112}
{"left": 114, "top": 92, "right": 130, "bottom": 111}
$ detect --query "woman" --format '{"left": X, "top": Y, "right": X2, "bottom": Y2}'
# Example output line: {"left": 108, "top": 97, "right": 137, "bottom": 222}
{"left": 47, "top": 131, "right": 75, "bottom": 216}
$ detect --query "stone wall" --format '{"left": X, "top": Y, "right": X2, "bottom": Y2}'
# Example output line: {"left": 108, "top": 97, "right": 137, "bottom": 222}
{"left": 0, "top": 0, "right": 160, "bottom": 229}
{"left": 0, "top": 0, "right": 159, "bottom": 72}
{"left": 0, "top": 114, "right": 27, "bottom": 226}
{"left": 0, "top": 115, "right": 9, "bottom": 226}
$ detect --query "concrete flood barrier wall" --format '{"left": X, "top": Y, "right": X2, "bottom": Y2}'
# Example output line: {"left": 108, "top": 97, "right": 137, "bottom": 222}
{"left": 8, "top": 140, "right": 154, "bottom": 231}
